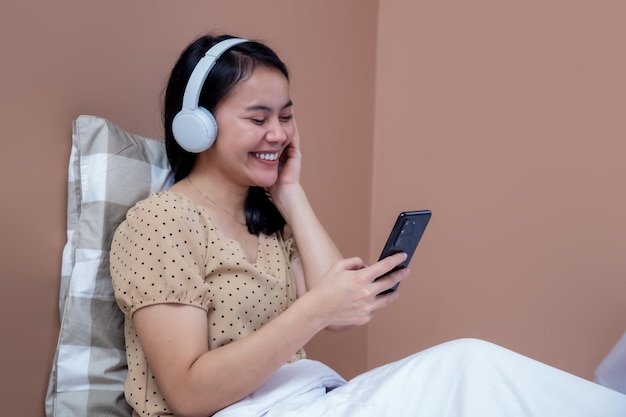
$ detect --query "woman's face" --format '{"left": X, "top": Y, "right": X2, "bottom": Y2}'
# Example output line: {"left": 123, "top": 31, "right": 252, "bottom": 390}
{"left": 209, "top": 66, "right": 294, "bottom": 189}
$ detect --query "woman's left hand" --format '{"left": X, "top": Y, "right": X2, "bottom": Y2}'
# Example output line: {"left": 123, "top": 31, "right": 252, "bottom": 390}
{"left": 269, "top": 120, "right": 302, "bottom": 202}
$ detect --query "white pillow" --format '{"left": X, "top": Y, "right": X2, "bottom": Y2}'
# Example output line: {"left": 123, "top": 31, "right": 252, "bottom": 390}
{"left": 46, "top": 115, "right": 174, "bottom": 417}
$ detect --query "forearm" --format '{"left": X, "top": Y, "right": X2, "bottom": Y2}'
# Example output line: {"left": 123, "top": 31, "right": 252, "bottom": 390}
{"left": 273, "top": 186, "right": 358, "bottom": 331}
{"left": 158, "top": 295, "right": 326, "bottom": 417}
{"left": 274, "top": 184, "right": 342, "bottom": 289}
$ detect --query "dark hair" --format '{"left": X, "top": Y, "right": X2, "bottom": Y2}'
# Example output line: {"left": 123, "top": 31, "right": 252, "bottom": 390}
{"left": 163, "top": 34, "right": 288, "bottom": 235}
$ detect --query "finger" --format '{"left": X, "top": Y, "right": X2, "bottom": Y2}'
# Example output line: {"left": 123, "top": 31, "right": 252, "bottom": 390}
{"left": 280, "top": 120, "right": 299, "bottom": 156}
{"left": 291, "top": 118, "right": 300, "bottom": 146}
{"left": 372, "top": 285, "right": 401, "bottom": 309}
{"left": 368, "top": 252, "right": 408, "bottom": 278}
{"left": 373, "top": 267, "right": 409, "bottom": 295}
{"left": 335, "top": 256, "right": 368, "bottom": 271}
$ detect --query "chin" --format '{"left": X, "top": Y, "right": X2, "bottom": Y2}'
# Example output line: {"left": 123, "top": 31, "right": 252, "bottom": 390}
{"left": 251, "top": 176, "right": 278, "bottom": 189}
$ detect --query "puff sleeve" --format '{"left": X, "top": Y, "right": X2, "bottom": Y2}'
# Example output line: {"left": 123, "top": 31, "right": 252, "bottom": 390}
{"left": 110, "top": 192, "right": 213, "bottom": 317}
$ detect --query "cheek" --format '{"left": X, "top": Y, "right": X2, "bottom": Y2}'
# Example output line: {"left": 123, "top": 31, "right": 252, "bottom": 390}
{"left": 284, "top": 124, "right": 296, "bottom": 141}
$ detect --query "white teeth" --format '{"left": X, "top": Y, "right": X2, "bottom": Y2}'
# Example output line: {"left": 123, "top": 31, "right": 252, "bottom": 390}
{"left": 254, "top": 152, "right": 278, "bottom": 161}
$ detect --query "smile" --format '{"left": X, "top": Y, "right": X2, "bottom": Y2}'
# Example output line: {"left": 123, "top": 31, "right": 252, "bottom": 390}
{"left": 253, "top": 152, "right": 279, "bottom": 161}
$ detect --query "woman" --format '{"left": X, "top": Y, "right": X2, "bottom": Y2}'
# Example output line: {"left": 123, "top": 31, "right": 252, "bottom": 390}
{"left": 111, "top": 34, "right": 626, "bottom": 417}
{"left": 111, "top": 34, "right": 407, "bottom": 417}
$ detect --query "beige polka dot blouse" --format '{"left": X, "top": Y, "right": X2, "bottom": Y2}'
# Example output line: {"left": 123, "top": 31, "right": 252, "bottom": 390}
{"left": 110, "top": 191, "right": 305, "bottom": 416}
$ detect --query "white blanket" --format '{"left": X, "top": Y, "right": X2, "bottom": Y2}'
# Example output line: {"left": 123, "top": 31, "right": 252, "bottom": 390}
{"left": 214, "top": 360, "right": 345, "bottom": 417}
{"left": 216, "top": 339, "right": 626, "bottom": 417}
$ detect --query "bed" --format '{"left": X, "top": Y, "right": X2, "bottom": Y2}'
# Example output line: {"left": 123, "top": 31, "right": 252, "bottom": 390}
{"left": 45, "top": 115, "right": 626, "bottom": 417}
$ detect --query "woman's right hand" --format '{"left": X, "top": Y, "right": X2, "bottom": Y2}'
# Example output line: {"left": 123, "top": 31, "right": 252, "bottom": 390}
{"left": 306, "top": 252, "right": 409, "bottom": 328}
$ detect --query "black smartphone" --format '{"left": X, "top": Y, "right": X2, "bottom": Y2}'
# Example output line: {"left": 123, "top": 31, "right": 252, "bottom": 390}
{"left": 376, "top": 210, "right": 432, "bottom": 294}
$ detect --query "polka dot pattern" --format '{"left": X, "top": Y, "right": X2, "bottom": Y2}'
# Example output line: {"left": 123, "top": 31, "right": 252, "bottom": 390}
{"left": 110, "top": 191, "right": 304, "bottom": 416}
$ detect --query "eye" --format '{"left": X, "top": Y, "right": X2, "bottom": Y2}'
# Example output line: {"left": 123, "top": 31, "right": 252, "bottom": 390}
{"left": 279, "top": 114, "right": 294, "bottom": 122}
{"left": 251, "top": 118, "right": 266, "bottom": 125}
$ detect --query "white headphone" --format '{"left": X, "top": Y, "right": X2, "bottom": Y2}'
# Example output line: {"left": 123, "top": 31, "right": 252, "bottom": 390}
{"left": 172, "top": 37, "right": 248, "bottom": 153}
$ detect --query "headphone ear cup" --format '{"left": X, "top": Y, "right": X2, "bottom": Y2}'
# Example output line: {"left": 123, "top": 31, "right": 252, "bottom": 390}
{"left": 172, "top": 107, "right": 218, "bottom": 153}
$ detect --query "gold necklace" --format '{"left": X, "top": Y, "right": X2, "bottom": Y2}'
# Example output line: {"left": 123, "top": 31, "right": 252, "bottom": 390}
{"left": 187, "top": 177, "right": 246, "bottom": 226}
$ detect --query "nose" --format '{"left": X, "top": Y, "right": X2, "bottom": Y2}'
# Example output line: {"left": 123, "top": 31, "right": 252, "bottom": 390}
{"left": 264, "top": 117, "right": 288, "bottom": 143}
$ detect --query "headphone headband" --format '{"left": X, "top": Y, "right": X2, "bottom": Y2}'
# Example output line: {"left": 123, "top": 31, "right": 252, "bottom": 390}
{"left": 181, "top": 37, "right": 248, "bottom": 110}
{"left": 172, "top": 37, "right": 248, "bottom": 153}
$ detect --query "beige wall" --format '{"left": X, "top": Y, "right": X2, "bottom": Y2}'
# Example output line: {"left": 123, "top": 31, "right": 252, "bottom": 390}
{"left": 370, "top": 0, "right": 626, "bottom": 380}
{"left": 1, "top": 0, "right": 624, "bottom": 415}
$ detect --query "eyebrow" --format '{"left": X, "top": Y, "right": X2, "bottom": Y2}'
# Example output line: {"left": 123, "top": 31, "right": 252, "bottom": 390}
{"left": 245, "top": 100, "right": 293, "bottom": 112}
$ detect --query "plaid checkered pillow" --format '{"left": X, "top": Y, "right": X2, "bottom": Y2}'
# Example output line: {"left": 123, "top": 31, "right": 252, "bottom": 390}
{"left": 46, "top": 115, "right": 174, "bottom": 417}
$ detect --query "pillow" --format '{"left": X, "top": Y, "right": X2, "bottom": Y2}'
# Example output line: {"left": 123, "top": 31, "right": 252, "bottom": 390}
{"left": 45, "top": 115, "right": 174, "bottom": 417}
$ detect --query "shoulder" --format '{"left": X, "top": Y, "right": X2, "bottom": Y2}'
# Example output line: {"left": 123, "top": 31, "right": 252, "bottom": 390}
{"left": 126, "top": 191, "right": 212, "bottom": 226}
{"left": 116, "top": 191, "right": 215, "bottom": 243}
{"left": 128, "top": 191, "right": 197, "bottom": 218}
